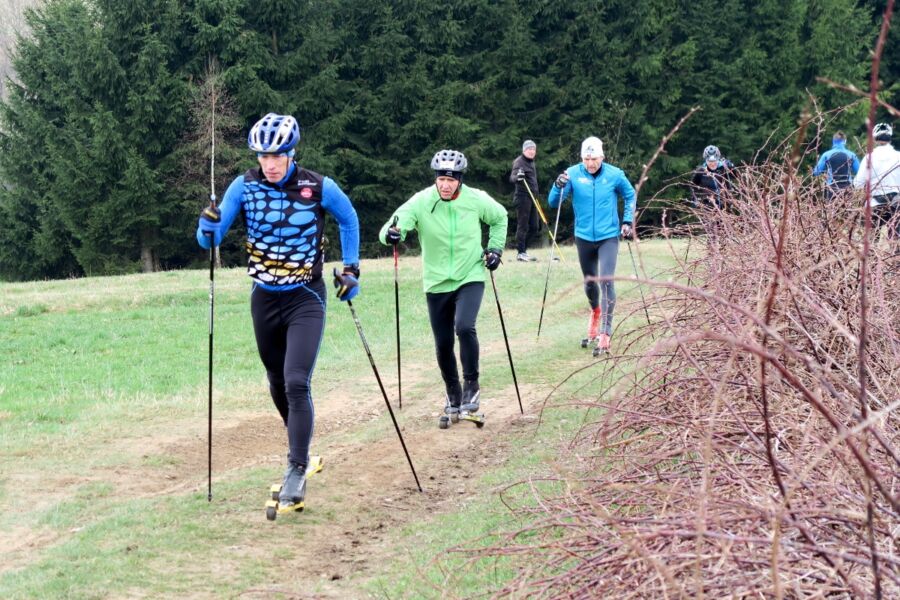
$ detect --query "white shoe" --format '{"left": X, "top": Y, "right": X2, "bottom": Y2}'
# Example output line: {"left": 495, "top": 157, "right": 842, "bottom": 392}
{"left": 517, "top": 252, "right": 537, "bottom": 262}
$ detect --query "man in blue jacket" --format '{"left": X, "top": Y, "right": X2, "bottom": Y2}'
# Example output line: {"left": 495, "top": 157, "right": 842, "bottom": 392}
{"left": 813, "top": 131, "right": 859, "bottom": 201}
{"left": 548, "top": 136, "right": 636, "bottom": 355}
{"left": 196, "top": 113, "right": 360, "bottom": 510}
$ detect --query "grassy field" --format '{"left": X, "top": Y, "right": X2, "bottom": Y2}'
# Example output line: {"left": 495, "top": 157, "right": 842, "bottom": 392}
{"left": 0, "top": 239, "right": 685, "bottom": 599}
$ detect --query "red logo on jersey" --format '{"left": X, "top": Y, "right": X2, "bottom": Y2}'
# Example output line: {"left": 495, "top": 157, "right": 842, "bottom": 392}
{"left": 300, "top": 187, "right": 313, "bottom": 199}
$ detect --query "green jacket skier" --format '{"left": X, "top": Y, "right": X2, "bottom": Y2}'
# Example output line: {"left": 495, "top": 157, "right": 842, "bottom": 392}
{"left": 379, "top": 149, "right": 508, "bottom": 422}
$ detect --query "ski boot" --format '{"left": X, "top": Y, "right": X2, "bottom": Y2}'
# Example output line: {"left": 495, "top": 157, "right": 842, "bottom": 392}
{"left": 265, "top": 455, "right": 324, "bottom": 521}
{"left": 592, "top": 333, "right": 611, "bottom": 357}
{"left": 459, "top": 379, "right": 486, "bottom": 428}
{"left": 438, "top": 381, "right": 462, "bottom": 429}
{"left": 581, "top": 307, "right": 602, "bottom": 348}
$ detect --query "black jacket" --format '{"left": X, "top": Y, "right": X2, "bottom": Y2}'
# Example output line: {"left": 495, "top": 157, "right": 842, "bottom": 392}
{"left": 510, "top": 155, "right": 539, "bottom": 202}
{"left": 690, "top": 160, "right": 734, "bottom": 206}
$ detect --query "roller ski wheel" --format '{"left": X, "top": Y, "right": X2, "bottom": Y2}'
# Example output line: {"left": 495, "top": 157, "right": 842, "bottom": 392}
{"left": 460, "top": 411, "right": 486, "bottom": 428}
{"left": 581, "top": 337, "right": 591, "bottom": 349}
{"left": 592, "top": 334, "right": 611, "bottom": 358}
{"left": 265, "top": 455, "right": 323, "bottom": 521}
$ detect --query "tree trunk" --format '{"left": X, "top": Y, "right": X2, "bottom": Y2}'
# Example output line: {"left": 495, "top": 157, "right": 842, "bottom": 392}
{"left": 140, "top": 227, "right": 160, "bottom": 272}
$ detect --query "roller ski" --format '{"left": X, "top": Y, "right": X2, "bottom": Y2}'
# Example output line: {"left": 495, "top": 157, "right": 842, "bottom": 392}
{"left": 438, "top": 380, "right": 485, "bottom": 429}
{"left": 592, "top": 333, "right": 611, "bottom": 358}
{"left": 581, "top": 307, "right": 602, "bottom": 349}
{"left": 265, "top": 455, "right": 323, "bottom": 521}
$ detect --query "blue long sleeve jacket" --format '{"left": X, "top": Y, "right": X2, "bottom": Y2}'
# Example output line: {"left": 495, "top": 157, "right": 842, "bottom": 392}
{"left": 196, "top": 162, "right": 359, "bottom": 291}
{"left": 813, "top": 140, "right": 859, "bottom": 186}
{"left": 547, "top": 162, "right": 636, "bottom": 242}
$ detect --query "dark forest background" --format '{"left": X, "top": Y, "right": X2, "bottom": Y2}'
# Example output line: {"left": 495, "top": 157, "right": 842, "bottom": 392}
{"left": 0, "top": 0, "right": 895, "bottom": 280}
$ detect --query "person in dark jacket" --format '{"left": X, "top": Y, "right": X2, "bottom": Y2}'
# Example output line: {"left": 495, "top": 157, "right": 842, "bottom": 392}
{"left": 813, "top": 131, "right": 859, "bottom": 201}
{"left": 509, "top": 140, "right": 540, "bottom": 261}
{"left": 691, "top": 145, "right": 734, "bottom": 209}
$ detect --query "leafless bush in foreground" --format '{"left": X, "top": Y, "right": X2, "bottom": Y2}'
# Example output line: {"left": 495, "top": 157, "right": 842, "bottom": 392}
{"left": 463, "top": 150, "right": 899, "bottom": 598}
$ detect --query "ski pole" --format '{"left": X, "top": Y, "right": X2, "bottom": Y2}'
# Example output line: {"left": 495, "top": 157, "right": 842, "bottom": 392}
{"left": 521, "top": 180, "right": 565, "bottom": 262}
{"left": 205, "top": 228, "right": 214, "bottom": 502}
{"left": 205, "top": 90, "right": 217, "bottom": 503}
{"left": 391, "top": 216, "right": 402, "bottom": 409}
{"left": 334, "top": 269, "right": 422, "bottom": 492}
{"left": 625, "top": 237, "right": 652, "bottom": 326}
{"left": 536, "top": 199, "right": 563, "bottom": 339}
{"left": 489, "top": 270, "right": 523, "bottom": 414}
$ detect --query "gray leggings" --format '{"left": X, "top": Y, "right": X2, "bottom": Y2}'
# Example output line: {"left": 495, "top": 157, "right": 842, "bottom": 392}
{"left": 575, "top": 236, "right": 618, "bottom": 335}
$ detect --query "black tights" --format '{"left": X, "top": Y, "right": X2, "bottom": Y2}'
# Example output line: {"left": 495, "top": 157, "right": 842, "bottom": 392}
{"left": 250, "top": 278, "right": 326, "bottom": 467}
{"left": 425, "top": 282, "right": 485, "bottom": 390}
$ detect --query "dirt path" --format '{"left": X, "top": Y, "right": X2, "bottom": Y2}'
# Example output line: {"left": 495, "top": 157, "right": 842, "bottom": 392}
{"left": 1, "top": 356, "right": 548, "bottom": 598}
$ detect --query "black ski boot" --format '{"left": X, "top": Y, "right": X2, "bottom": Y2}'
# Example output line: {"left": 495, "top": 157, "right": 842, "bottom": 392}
{"left": 460, "top": 379, "right": 481, "bottom": 413}
{"left": 278, "top": 462, "right": 308, "bottom": 507}
{"left": 439, "top": 381, "right": 462, "bottom": 429}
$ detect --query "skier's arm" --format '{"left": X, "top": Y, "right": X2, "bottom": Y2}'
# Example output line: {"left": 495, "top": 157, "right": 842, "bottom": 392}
{"left": 196, "top": 175, "right": 244, "bottom": 248}
{"left": 851, "top": 153, "right": 860, "bottom": 175}
{"left": 618, "top": 172, "right": 637, "bottom": 224}
{"left": 853, "top": 156, "right": 869, "bottom": 189}
{"left": 812, "top": 152, "right": 828, "bottom": 177}
{"left": 547, "top": 169, "right": 572, "bottom": 208}
{"left": 479, "top": 191, "right": 509, "bottom": 250}
{"left": 509, "top": 157, "right": 522, "bottom": 185}
{"left": 379, "top": 195, "right": 420, "bottom": 245}
{"left": 320, "top": 177, "right": 360, "bottom": 266}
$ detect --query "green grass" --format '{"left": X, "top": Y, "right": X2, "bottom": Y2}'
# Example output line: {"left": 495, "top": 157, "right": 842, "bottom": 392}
{"left": 0, "top": 239, "right": 686, "bottom": 598}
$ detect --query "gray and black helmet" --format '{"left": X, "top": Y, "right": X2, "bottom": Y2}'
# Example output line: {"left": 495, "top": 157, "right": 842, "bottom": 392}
{"left": 703, "top": 145, "right": 721, "bottom": 161}
{"left": 431, "top": 149, "right": 468, "bottom": 179}
{"left": 874, "top": 122, "right": 893, "bottom": 142}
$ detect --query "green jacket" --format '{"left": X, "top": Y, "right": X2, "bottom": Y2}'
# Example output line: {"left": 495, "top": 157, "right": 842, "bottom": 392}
{"left": 379, "top": 184, "right": 508, "bottom": 293}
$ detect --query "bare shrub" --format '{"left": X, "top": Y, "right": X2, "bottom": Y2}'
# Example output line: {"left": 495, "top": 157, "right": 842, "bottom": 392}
{"left": 465, "top": 140, "right": 899, "bottom": 598}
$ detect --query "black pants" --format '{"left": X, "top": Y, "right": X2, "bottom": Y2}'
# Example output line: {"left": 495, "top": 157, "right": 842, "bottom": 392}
{"left": 250, "top": 278, "right": 327, "bottom": 467}
{"left": 425, "top": 282, "right": 485, "bottom": 389}
{"left": 515, "top": 196, "right": 540, "bottom": 253}
{"left": 575, "top": 236, "right": 619, "bottom": 335}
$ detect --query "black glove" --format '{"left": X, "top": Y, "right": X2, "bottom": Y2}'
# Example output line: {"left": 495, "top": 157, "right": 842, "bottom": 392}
{"left": 515, "top": 169, "right": 526, "bottom": 182}
{"left": 621, "top": 223, "right": 633, "bottom": 239}
{"left": 554, "top": 172, "right": 569, "bottom": 189}
{"left": 386, "top": 227, "right": 401, "bottom": 245}
{"left": 199, "top": 205, "right": 221, "bottom": 224}
{"left": 332, "top": 266, "right": 360, "bottom": 302}
{"left": 484, "top": 249, "right": 502, "bottom": 271}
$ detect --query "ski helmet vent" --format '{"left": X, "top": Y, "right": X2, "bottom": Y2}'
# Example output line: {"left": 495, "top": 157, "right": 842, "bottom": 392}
{"left": 248, "top": 113, "right": 301, "bottom": 154}
{"left": 874, "top": 122, "right": 893, "bottom": 142}
{"left": 430, "top": 149, "right": 468, "bottom": 173}
{"left": 703, "top": 145, "right": 721, "bottom": 161}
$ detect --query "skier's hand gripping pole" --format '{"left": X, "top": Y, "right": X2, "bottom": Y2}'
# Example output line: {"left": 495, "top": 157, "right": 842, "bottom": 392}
{"left": 333, "top": 269, "right": 422, "bottom": 492}
{"left": 489, "top": 270, "right": 524, "bottom": 414}
{"left": 521, "top": 180, "right": 565, "bottom": 263}
{"left": 391, "top": 216, "right": 402, "bottom": 410}
{"left": 536, "top": 198, "right": 564, "bottom": 339}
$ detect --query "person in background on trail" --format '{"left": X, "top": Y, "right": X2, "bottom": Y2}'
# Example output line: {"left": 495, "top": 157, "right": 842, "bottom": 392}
{"left": 509, "top": 139, "right": 540, "bottom": 262}
{"left": 853, "top": 122, "right": 900, "bottom": 240}
{"left": 196, "top": 113, "right": 360, "bottom": 508}
{"left": 379, "top": 149, "right": 508, "bottom": 421}
{"left": 547, "top": 136, "right": 636, "bottom": 355}
{"left": 813, "top": 131, "right": 859, "bottom": 201}
{"left": 690, "top": 145, "right": 735, "bottom": 209}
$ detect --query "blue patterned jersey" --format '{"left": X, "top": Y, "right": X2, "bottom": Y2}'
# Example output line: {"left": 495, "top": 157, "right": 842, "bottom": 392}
{"left": 197, "top": 162, "right": 359, "bottom": 291}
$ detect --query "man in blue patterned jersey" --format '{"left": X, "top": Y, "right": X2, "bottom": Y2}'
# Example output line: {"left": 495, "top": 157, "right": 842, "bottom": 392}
{"left": 196, "top": 113, "right": 360, "bottom": 508}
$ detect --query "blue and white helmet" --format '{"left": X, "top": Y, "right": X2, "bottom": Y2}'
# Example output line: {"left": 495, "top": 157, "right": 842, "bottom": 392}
{"left": 703, "top": 145, "right": 721, "bottom": 161}
{"left": 874, "top": 122, "right": 892, "bottom": 141}
{"left": 430, "top": 149, "right": 467, "bottom": 177}
{"left": 248, "top": 113, "right": 300, "bottom": 154}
